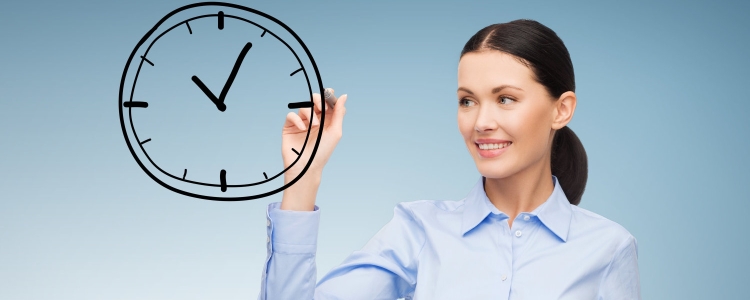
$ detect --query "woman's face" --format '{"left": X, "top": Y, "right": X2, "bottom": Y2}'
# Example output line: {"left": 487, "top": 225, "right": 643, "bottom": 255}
{"left": 457, "top": 50, "right": 560, "bottom": 179}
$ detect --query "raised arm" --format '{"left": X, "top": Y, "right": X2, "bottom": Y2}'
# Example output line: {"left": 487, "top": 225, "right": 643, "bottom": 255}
{"left": 259, "top": 89, "right": 425, "bottom": 299}
{"left": 256, "top": 90, "right": 344, "bottom": 299}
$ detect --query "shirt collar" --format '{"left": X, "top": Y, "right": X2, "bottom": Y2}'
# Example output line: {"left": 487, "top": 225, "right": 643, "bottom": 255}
{"left": 460, "top": 175, "right": 573, "bottom": 242}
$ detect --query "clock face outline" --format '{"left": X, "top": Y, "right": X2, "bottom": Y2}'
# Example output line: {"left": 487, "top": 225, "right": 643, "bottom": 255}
{"left": 118, "top": 2, "right": 325, "bottom": 201}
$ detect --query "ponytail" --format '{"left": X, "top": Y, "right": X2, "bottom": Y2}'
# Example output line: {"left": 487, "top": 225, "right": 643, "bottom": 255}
{"left": 551, "top": 126, "right": 588, "bottom": 205}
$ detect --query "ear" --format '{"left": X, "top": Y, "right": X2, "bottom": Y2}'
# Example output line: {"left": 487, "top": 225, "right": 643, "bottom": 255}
{"left": 552, "top": 91, "right": 576, "bottom": 130}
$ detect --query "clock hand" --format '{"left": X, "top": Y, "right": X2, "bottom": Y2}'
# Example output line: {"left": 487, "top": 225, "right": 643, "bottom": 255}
{"left": 190, "top": 42, "right": 251, "bottom": 112}
{"left": 191, "top": 75, "right": 226, "bottom": 112}
{"left": 218, "top": 42, "right": 253, "bottom": 103}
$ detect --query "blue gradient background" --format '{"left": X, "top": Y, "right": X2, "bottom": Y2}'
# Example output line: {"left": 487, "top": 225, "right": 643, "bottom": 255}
{"left": 1, "top": 0, "right": 748, "bottom": 299}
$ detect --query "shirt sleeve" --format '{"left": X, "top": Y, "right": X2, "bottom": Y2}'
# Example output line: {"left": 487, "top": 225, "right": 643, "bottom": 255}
{"left": 597, "top": 235, "right": 641, "bottom": 300}
{"left": 258, "top": 202, "right": 425, "bottom": 300}
{"left": 258, "top": 202, "right": 321, "bottom": 300}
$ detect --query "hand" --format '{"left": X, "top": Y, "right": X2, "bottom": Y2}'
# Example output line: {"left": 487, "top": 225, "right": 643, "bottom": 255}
{"left": 191, "top": 42, "right": 253, "bottom": 111}
{"left": 280, "top": 90, "right": 348, "bottom": 210}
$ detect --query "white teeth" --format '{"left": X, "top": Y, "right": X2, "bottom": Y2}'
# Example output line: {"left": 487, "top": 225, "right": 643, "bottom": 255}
{"left": 478, "top": 142, "right": 511, "bottom": 150}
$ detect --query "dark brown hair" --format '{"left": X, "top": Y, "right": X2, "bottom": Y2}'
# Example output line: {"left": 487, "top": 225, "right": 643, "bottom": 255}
{"left": 460, "top": 19, "right": 588, "bottom": 205}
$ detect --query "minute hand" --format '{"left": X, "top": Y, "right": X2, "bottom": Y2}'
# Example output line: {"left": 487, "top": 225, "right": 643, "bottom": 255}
{"left": 219, "top": 42, "right": 253, "bottom": 104}
{"left": 191, "top": 42, "right": 253, "bottom": 112}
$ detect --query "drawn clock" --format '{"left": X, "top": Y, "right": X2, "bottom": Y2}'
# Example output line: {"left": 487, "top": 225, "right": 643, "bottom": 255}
{"left": 118, "top": 2, "right": 326, "bottom": 201}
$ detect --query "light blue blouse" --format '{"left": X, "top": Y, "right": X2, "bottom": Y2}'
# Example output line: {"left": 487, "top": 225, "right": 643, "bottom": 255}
{"left": 258, "top": 176, "right": 640, "bottom": 299}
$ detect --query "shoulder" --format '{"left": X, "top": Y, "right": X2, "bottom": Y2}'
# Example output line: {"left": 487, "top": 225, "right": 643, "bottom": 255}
{"left": 397, "top": 198, "right": 467, "bottom": 213}
{"left": 363, "top": 200, "right": 462, "bottom": 258}
{"left": 568, "top": 205, "right": 637, "bottom": 252}
{"left": 387, "top": 198, "right": 468, "bottom": 236}
{"left": 569, "top": 205, "right": 634, "bottom": 237}
{"left": 394, "top": 198, "right": 468, "bottom": 221}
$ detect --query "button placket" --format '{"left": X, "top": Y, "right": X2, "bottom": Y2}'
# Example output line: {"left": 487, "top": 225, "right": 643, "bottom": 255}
{"left": 266, "top": 216, "right": 273, "bottom": 252}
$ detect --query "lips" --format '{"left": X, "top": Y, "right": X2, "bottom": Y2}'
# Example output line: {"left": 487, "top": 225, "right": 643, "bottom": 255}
{"left": 478, "top": 142, "right": 512, "bottom": 150}
{"left": 475, "top": 138, "right": 511, "bottom": 144}
{"left": 475, "top": 140, "right": 512, "bottom": 158}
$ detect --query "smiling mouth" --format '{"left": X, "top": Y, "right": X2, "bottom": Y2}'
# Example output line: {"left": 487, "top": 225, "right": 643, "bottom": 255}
{"left": 475, "top": 142, "right": 512, "bottom": 158}
{"left": 477, "top": 142, "right": 512, "bottom": 150}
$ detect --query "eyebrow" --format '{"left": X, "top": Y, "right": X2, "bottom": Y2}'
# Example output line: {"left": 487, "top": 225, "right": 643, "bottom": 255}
{"left": 457, "top": 85, "right": 524, "bottom": 95}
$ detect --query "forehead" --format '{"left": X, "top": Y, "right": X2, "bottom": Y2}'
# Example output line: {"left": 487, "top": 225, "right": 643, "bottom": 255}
{"left": 457, "top": 51, "right": 536, "bottom": 90}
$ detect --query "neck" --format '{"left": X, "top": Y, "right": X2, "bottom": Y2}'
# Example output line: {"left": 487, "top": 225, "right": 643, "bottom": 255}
{"left": 483, "top": 159, "right": 554, "bottom": 228}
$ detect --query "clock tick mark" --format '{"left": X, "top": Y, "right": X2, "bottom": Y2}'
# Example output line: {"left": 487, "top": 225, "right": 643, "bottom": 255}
{"left": 140, "top": 56, "right": 154, "bottom": 66}
{"left": 291, "top": 148, "right": 300, "bottom": 155}
{"left": 263, "top": 172, "right": 268, "bottom": 179}
{"left": 218, "top": 11, "right": 225, "bottom": 30}
{"left": 123, "top": 101, "right": 148, "bottom": 108}
{"left": 220, "top": 169, "right": 227, "bottom": 192}
{"left": 183, "top": 169, "right": 187, "bottom": 180}
{"left": 140, "top": 138, "right": 152, "bottom": 145}
{"left": 290, "top": 68, "right": 303, "bottom": 77}
{"left": 288, "top": 101, "right": 313, "bottom": 109}
{"left": 185, "top": 21, "right": 193, "bottom": 34}
{"left": 261, "top": 30, "right": 267, "bottom": 37}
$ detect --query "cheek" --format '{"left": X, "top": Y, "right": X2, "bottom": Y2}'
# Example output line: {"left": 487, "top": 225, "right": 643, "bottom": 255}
{"left": 457, "top": 112, "right": 474, "bottom": 139}
{"left": 511, "top": 107, "right": 552, "bottom": 153}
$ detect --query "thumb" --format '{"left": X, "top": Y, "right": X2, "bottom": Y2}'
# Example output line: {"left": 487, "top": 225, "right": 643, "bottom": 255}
{"left": 328, "top": 94, "right": 348, "bottom": 133}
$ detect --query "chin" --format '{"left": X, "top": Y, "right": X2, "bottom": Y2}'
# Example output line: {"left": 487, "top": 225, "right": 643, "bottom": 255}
{"left": 475, "top": 160, "right": 514, "bottom": 180}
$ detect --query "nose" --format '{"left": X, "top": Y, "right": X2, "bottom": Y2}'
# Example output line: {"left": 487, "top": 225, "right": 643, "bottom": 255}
{"left": 474, "top": 105, "right": 498, "bottom": 132}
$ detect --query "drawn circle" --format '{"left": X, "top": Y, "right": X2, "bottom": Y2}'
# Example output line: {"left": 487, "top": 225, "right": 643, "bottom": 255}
{"left": 118, "top": 2, "right": 325, "bottom": 201}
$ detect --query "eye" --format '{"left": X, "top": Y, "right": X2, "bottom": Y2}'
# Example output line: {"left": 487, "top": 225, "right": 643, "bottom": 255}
{"left": 459, "top": 98, "right": 475, "bottom": 107}
{"left": 499, "top": 96, "right": 515, "bottom": 105}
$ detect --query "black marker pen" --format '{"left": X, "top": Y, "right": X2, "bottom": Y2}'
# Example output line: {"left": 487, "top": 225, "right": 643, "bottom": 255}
{"left": 324, "top": 88, "right": 338, "bottom": 108}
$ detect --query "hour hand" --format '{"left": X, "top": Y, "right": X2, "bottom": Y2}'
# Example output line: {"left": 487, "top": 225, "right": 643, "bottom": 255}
{"left": 191, "top": 75, "right": 226, "bottom": 112}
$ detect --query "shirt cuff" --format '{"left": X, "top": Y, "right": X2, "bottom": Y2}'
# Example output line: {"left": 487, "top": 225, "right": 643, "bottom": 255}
{"left": 267, "top": 202, "right": 321, "bottom": 254}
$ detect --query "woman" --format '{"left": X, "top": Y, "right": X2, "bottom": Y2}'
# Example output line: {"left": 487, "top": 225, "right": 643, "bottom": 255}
{"left": 259, "top": 19, "right": 640, "bottom": 300}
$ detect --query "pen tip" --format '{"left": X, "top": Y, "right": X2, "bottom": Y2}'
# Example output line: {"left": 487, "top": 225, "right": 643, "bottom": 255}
{"left": 324, "top": 88, "right": 334, "bottom": 100}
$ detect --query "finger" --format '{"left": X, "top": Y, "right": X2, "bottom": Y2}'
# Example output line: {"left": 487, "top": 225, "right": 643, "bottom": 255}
{"left": 310, "top": 104, "right": 319, "bottom": 127}
{"left": 328, "top": 94, "right": 348, "bottom": 132}
{"left": 307, "top": 94, "right": 321, "bottom": 127}
{"left": 285, "top": 112, "right": 306, "bottom": 131}
{"left": 298, "top": 106, "right": 319, "bottom": 128}
{"left": 298, "top": 106, "right": 310, "bottom": 122}
{"left": 311, "top": 93, "right": 325, "bottom": 115}
{"left": 305, "top": 93, "right": 323, "bottom": 121}
{"left": 312, "top": 93, "right": 324, "bottom": 117}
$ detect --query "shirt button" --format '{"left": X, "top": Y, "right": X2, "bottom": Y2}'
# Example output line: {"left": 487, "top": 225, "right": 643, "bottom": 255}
{"left": 267, "top": 236, "right": 270, "bottom": 243}
{"left": 267, "top": 219, "right": 271, "bottom": 226}
{"left": 501, "top": 274, "right": 507, "bottom": 281}
{"left": 523, "top": 215, "right": 530, "bottom": 221}
{"left": 515, "top": 230, "right": 522, "bottom": 237}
